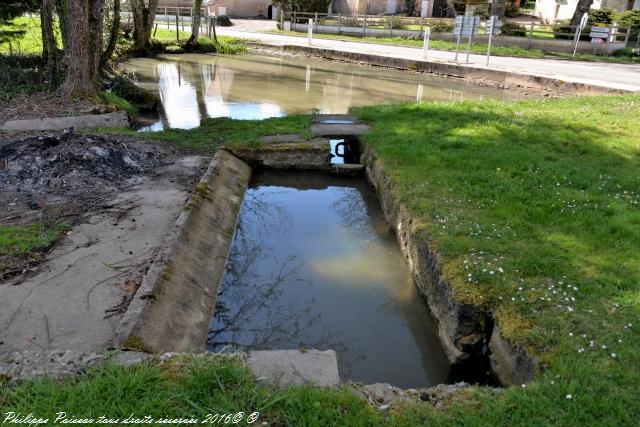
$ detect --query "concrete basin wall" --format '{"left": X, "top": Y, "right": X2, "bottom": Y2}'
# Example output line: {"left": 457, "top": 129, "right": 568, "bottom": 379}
{"left": 116, "top": 150, "right": 252, "bottom": 353}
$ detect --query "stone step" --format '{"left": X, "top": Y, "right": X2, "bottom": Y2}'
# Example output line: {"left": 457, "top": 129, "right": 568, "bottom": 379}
{"left": 246, "top": 349, "right": 340, "bottom": 388}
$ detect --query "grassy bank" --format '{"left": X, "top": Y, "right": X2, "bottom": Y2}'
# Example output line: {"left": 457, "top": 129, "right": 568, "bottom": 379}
{"left": 3, "top": 92, "right": 639, "bottom": 424}
{"left": 353, "top": 94, "right": 640, "bottom": 423}
{"left": 271, "top": 30, "right": 640, "bottom": 64}
{"left": 96, "top": 114, "right": 313, "bottom": 153}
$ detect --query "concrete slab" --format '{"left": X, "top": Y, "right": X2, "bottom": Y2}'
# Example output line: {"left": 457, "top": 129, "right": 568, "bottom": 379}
{"left": 0, "top": 111, "right": 130, "bottom": 131}
{"left": 227, "top": 140, "right": 330, "bottom": 169}
{"left": 0, "top": 156, "right": 205, "bottom": 355}
{"left": 311, "top": 123, "right": 370, "bottom": 137}
{"left": 247, "top": 349, "right": 340, "bottom": 388}
{"left": 260, "top": 134, "right": 303, "bottom": 144}
{"left": 116, "top": 151, "right": 252, "bottom": 353}
{"left": 312, "top": 114, "right": 360, "bottom": 124}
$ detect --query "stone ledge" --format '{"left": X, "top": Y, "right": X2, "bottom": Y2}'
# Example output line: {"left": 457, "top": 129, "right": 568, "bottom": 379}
{"left": 115, "top": 150, "right": 252, "bottom": 353}
{"left": 0, "top": 111, "right": 130, "bottom": 131}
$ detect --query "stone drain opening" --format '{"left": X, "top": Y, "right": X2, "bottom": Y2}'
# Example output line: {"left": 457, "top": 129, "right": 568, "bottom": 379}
{"left": 330, "top": 136, "right": 361, "bottom": 165}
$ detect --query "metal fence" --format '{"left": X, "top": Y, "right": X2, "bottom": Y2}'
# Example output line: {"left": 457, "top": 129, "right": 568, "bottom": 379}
{"left": 282, "top": 11, "right": 639, "bottom": 54}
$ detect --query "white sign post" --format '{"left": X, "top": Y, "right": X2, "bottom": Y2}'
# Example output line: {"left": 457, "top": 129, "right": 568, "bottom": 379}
{"left": 573, "top": 13, "right": 589, "bottom": 57}
{"left": 485, "top": 15, "right": 502, "bottom": 66}
{"left": 308, "top": 19, "right": 313, "bottom": 46}
{"left": 421, "top": 0, "right": 430, "bottom": 18}
{"left": 423, "top": 27, "right": 431, "bottom": 59}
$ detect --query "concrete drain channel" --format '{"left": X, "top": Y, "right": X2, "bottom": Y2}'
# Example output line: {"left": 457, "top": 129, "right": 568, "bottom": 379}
{"left": 116, "top": 114, "right": 537, "bottom": 391}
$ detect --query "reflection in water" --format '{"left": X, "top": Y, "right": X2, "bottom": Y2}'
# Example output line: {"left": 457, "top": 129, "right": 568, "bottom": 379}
{"left": 123, "top": 53, "right": 519, "bottom": 131}
{"left": 208, "top": 171, "right": 451, "bottom": 388}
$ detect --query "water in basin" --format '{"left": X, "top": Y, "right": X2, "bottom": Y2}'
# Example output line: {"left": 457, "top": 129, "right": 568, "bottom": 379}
{"left": 208, "top": 170, "right": 451, "bottom": 388}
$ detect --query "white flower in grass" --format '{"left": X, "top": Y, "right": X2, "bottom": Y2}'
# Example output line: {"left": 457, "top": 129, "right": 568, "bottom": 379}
{"left": 566, "top": 394, "right": 573, "bottom": 400}
{"left": 610, "top": 353, "right": 617, "bottom": 358}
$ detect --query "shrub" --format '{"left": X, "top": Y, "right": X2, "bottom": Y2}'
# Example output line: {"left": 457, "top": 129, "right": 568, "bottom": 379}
{"left": 616, "top": 10, "right": 640, "bottom": 40}
{"left": 384, "top": 16, "right": 409, "bottom": 30}
{"left": 501, "top": 22, "right": 527, "bottom": 37}
{"left": 616, "top": 9, "right": 640, "bottom": 28}
{"left": 215, "top": 15, "right": 232, "bottom": 27}
{"left": 588, "top": 9, "right": 613, "bottom": 25}
{"left": 614, "top": 47, "right": 640, "bottom": 57}
{"left": 474, "top": 5, "right": 490, "bottom": 20}
{"left": 429, "top": 19, "right": 454, "bottom": 33}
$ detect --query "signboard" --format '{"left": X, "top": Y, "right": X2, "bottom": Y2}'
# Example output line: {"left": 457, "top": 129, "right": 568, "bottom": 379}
{"left": 486, "top": 17, "right": 503, "bottom": 36}
{"left": 579, "top": 13, "right": 589, "bottom": 32}
{"left": 453, "top": 15, "right": 480, "bottom": 37}
{"left": 589, "top": 26, "right": 611, "bottom": 39}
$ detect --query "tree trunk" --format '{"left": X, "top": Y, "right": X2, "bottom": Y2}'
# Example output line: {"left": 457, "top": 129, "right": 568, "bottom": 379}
{"left": 54, "top": 0, "right": 70, "bottom": 52}
{"left": 89, "top": 0, "right": 105, "bottom": 80}
{"left": 129, "top": 0, "right": 159, "bottom": 49}
{"left": 41, "top": 0, "right": 57, "bottom": 83}
{"left": 101, "top": 0, "right": 120, "bottom": 69}
{"left": 570, "top": 0, "right": 593, "bottom": 27}
{"left": 187, "top": 0, "right": 203, "bottom": 45}
{"left": 61, "top": 0, "right": 104, "bottom": 98}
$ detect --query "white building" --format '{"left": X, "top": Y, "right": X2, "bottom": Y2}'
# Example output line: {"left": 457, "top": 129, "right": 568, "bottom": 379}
{"left": 535, "top": 0, "right": 640, "bottom": 23}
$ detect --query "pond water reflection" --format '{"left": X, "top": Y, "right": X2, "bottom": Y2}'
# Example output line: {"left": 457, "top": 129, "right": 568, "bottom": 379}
{"left": 122, "top": 53, "right": 518, "bottom": 130}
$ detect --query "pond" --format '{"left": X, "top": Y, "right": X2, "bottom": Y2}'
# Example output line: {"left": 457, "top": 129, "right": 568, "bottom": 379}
{"left": 207, "top": 171, "right": 451, "bottom": 388}
{"left": 122, "top": 53, "right": 519, "bottom": 131}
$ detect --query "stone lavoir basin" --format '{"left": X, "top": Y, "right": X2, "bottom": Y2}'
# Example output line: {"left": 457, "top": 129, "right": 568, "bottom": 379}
{"left": 118, "top": 118, "right": 533, "bottom": 390}
{"left": 208, "top": 170, "right": 450, "bottom": 388}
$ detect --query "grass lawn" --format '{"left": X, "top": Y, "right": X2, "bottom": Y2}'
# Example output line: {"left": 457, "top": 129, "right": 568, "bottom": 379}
{"left": 270, "top": 30, "right": 640, "bottom": 64}
{"left": 44, "top": 94, "right": 640, "bottom": 425}
{"left": 0, "top": 17, "right": 242, "bottom": 55}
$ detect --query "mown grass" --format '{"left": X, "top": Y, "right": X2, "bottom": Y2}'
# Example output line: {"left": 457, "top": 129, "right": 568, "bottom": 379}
{"left": 96, "top": 114, "right": 313, "bottom": 153}
{"left": 0, "top": 356, "right": 383, "bottom": 426}
{"left": 352, "top": 94, "right": 640, "bottom": 423}
{"left": 272, "top": 30, "right": 640, "bottom": 64}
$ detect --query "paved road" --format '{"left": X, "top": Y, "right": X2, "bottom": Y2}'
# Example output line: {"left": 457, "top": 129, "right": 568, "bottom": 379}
{"left": 218, "top": 26, "right": 640, "bottom": 92}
